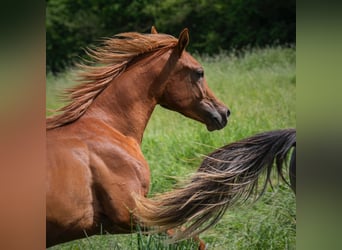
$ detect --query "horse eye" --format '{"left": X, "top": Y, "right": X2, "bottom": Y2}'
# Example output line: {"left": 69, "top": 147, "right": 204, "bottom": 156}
{"left": 196, "top": 69, "right": 204, "bottom": 78}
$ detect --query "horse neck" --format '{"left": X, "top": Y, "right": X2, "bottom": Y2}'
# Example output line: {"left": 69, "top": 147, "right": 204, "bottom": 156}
{"left": 85, "top": 50, "right": 173, "bottom": 144}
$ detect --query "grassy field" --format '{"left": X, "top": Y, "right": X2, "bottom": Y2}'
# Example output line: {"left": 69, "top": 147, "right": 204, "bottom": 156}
{"left": 47, "top": 46, "right": 296, "bottom": 249}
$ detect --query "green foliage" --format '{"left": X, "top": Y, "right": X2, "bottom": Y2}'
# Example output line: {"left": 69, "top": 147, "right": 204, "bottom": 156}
{"left": 46, "top": 47, "right": 295, "bottom": 249}
{"left": 46, "top": 0, "right": 154, "bottom": 73}
{"left": 46, "top": 0, "right": 295, "bottom": 73}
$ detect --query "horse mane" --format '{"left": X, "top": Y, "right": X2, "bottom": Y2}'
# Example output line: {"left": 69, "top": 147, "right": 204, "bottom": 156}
{"left": 46, "top": 32, "right": 178, "bottom": 130}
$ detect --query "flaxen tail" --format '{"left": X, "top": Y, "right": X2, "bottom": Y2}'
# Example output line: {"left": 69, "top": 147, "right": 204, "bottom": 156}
{"left": 134, "top": 128, "right": 296, "bottom": 241}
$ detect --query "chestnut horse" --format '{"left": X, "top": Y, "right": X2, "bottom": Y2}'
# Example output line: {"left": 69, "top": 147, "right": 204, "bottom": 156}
{"left": 46, "top": 28, "right": 229, "bottom": 247}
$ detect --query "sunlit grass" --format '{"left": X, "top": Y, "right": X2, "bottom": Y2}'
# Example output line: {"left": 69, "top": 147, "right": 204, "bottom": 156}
{"left": 47, "top": 46, "right": 296, "bottom": 249}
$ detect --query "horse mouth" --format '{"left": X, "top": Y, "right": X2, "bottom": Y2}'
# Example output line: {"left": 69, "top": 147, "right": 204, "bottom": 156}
{"left": 205, "top": 109, "right": 229, "bottom": 131}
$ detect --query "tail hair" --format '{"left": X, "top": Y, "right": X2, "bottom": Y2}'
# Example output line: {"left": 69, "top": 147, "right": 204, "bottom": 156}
{"left": 134, "top": 128, "right": 296, "bottom": 241}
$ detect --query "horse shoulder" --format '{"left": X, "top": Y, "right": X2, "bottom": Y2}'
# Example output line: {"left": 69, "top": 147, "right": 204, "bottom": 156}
{"left": 86, "top": 125, "right": 151, "bottom": 197}
{"left": 71, "top": 121, "right": 150, "bottom": 230}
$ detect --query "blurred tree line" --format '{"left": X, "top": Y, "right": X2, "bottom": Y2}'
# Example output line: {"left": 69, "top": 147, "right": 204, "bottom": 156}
{"left": 46, "top": 0, "right": 295, "bottom": 74}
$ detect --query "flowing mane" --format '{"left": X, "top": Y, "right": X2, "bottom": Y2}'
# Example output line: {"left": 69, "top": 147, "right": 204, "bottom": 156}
{"left": 46, "top": 32, "right": 178, "bottom": 130}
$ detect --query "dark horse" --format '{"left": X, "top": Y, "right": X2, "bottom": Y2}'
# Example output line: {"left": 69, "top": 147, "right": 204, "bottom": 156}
{"left": 135, "top": 128, "right": 296, "bottom": 241}
{"left": 46, "top": 28, "right": 229, "bottom": 247}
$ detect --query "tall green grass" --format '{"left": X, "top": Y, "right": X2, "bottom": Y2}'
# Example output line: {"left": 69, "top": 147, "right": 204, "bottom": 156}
{"left": 47, "top": 46, "right": 295, "bottom": 249}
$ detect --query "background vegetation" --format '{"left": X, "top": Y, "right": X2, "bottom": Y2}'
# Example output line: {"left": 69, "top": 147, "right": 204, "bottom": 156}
{"left": 47, "top": 46, "right": 296, "bottom": 249}
{"left": 46, "top": 0, "right": 295, "bottom": 73}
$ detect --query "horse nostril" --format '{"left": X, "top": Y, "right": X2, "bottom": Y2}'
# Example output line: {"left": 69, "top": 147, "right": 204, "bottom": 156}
{"left": 226, "top": 109, "right": 231, "bottom": 118}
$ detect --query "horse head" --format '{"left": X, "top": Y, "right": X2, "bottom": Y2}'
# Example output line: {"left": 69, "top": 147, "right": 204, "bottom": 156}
{"left": 158, "top": 28, "right": 230, "bottom": 131}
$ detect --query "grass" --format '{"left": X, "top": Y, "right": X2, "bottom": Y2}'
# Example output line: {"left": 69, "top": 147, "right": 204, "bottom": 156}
{"left": 47, "top": 46, "right": 296, "bottom": 249}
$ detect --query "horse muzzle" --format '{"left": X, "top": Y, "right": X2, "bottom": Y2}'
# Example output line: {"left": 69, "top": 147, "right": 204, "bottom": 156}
{"left": 205, "top": 106, "right": 230, "bottom": 131}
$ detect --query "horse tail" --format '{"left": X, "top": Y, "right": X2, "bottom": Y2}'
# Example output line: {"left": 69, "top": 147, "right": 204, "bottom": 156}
{"left": 134, "top": 128, "right": 296, "bottom": 241}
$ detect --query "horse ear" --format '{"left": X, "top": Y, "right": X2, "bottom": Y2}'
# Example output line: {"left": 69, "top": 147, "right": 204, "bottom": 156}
{"left": 151, "top": 26, "right": 158, "bottom": 34}
{"left": 176, "top": 28, "right": 189, "bottom": 56}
